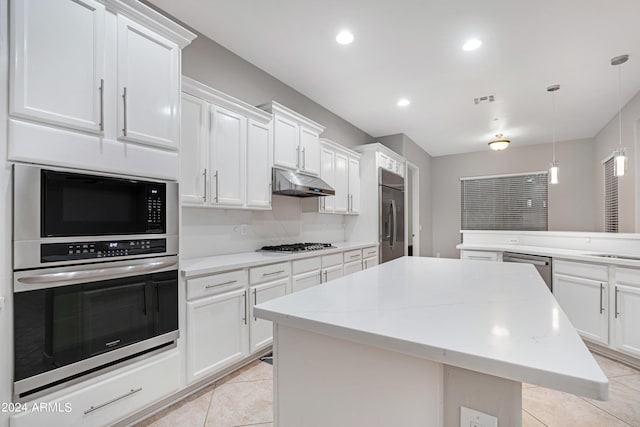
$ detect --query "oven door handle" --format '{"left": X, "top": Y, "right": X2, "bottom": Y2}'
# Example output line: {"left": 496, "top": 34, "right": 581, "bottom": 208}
{"left": 16, "top": 260, "right": 178, "bottom": 289}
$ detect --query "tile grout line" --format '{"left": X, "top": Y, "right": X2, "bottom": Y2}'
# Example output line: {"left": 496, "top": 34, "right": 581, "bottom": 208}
{"left": 577, "top": 395, "right": 634, "bottom": 427}
{"left": 523, "top": 408, "right": 548, "bottom": 427}
{"left": 201, "top": 384, "right": 217, "bottom": 427}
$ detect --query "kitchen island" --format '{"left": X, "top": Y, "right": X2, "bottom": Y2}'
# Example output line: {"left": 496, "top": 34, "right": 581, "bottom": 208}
{"left": 254, "top": 256, "right": 608, "bottom": 427}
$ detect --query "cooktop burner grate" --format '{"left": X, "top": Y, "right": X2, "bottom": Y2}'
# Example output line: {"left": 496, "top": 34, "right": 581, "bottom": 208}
{"left": 260, "top": 243, "right": 335, "bottom": 252}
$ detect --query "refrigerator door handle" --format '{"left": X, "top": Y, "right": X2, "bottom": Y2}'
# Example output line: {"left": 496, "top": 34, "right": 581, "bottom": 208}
{"left": 391, "top": 199, "right": 398, "bottom": 248}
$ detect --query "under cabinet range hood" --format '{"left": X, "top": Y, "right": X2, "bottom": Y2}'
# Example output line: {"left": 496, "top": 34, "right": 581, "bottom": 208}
{"left": 272, "top": 168, "right": 335, "bottom": 197}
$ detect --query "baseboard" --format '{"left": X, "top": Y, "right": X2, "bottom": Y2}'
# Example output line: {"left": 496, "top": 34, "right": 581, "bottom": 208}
{"left": 584, "top": 341, "right": 640, "bottom": 371}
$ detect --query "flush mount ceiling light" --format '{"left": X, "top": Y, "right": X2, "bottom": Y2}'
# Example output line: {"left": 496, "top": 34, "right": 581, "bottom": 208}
{"left": 488, "top": 133, "right": 510, "bottom": 151}
{"left": 547, "top": 84, "right": 560, "bottom": 185}
{"left": 397, "top": 98, "right": 410, "bottom": 107}
{"left": 336, "top": 30, "right": 354, "bottom": 45}
{"left": 611, "top": 54, "right": 630, "bottom": 177}
{"left": 462, "top": 38, "right": 482, "bottom": 51}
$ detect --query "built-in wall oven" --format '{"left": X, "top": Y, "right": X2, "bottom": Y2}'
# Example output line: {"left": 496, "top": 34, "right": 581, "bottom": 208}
{"left": 12, "top": 164, "right": 179, "bottom": 399}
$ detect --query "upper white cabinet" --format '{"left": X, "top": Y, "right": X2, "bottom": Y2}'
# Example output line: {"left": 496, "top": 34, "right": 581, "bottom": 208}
{"left": 8, "top": 0, "right": 195, "bottom": 180}
{"left": 318, "top": 139, "right": 361, "bottom": 215}
{"left": 260, "top": 102, "right": 325, "bottom": 176}
{"left": 378, "top": 151, "right": 405, "bottom": 177}
{"left": 10, "top": 0, "right": 105, "bottom": 133}
{"left": 117, "top": 15, "right": 179, "bottom": 149}
{"left": 181, "top": 77, "right": 272, "bottom": 209}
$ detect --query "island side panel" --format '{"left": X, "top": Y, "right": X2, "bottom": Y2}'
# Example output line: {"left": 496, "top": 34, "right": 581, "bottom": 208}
{"left": 273, "top": 323, "right": 444, "bottom": 427}
{"left": 443, "top": 365, "right": 522, "bottom": 426}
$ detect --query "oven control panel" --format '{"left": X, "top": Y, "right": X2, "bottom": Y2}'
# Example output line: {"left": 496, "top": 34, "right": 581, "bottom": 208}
{"left": 41, "top": 239, "right": 166, "bottom": 263}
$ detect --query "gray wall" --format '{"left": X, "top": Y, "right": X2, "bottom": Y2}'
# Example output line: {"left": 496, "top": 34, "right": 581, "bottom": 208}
{"left": 378, "top": 134, "right": 433, "bottom": 256}
{"left": 593, "top": 90, "right": 640, "bottom": 232}
{"left": 431, "top": 138, "right": 596, "bottom": 258}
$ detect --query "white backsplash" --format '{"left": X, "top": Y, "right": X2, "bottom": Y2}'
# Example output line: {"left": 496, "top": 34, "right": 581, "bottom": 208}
{"left": 181, "top": 195, "right": 346, "bottom": 259}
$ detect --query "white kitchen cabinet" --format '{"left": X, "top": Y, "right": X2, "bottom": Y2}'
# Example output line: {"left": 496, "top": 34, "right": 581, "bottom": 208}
{"left": 348, "top": 157, "right": 361, "bottom": 213}
{"left": 293, "top": 270, "right": 322, "bottom": 293}
{"left": 378, "top": 151, "right": 405, "bottom": 177}
{"left": 117, "top": 15, "right": 179, "bottom": 149}
{"left": 10, "top": 0, "right": 105, "bottom": 133}
{"left": 362, "top": 245, "right": 379, "bottom": 269}
{"left": 363, "top": 256, "right": 379, "bottom": 269}
{"left": 553, "top": 260, "right": 609, "bottom": 345}
{"left": 8, "top": 0, "right": 195, "bottom": 180}
{"left": 209, "top": 105, "right": 246, "bottom": 207}
{"left": 460, "top": 250, "right": 502, "bottom": 262}
{"left": 186, "top": 286, "right": 249, "bottom": 383}
{"left": 180, "top": 93, "right": 208, "bottom": 204}
{"left": 322, "top": 264, "right": 343, "bottom": 283}
{"left": 344, "top": 260, "right": 363, "bottom": 275}
{"left": 319, "top": 147, "right": 335, "bottom": 212}
{"left": 317, "top": 139, "right": 361, "bottom": 215}
{"left": 261, "top": 101, "right": 325, "bottom": 176}
{"left": 613, "top": 268, "right": 640, "bottom": 358}
{"left": 182, "top": 77, "right": 272, "bottom": 210}
{"left": 334, "top": 151, "right": 349, "bottom": 213}
{"left": 250, "top": 278, "right": 288, "bottom": 352}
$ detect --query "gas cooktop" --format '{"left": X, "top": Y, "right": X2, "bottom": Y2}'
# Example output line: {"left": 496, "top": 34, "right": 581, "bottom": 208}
{"left": 260, "top": 243, "right": 335, "bottom": 253}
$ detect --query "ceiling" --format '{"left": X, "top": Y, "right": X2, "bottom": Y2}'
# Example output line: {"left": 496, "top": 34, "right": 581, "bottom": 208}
{"left": 149, "top": 0, "right": 640, "bottom": 157}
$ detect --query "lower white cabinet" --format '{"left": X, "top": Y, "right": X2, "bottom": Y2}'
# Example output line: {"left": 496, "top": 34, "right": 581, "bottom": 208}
{"left": 553, "top": 260, "right": 609, "bottom": 345}
{"left": 292, "top": 270, "right": 322, "bottom": 293}
{"left": 460, "top": 250, "right": 501, "bottom": 262}
{"left": 363, "top": 256, "right": 379, "bottom": 269}
{"left": 613, "top": 268, "right": 640, "bottom": 358}
{"left": 322, "top": 264, "right": 343, "bottom": 283}
{"left": 250, "top": 278, "right": 288, "bottom": 352}
{"left": 344, "top": 260, "right": 363, "bottom": 276}
{"left": 186, "top": 286, "right": 249, "bottom": 383}
{"left": 10, "top": 350, "right": 180, "bottom": 427}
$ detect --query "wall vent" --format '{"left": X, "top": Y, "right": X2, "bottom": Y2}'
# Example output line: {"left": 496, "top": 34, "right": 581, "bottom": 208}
{"left": 473, "top": 95, "right": 495, "bottom": 105}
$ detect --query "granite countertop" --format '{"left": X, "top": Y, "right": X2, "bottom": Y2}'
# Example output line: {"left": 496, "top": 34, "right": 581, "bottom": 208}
{"left": 181, "top": 241, "right": 378, "bottom": 277}
{"left": 254, "top": 256, "right": 608, "bottom": 400}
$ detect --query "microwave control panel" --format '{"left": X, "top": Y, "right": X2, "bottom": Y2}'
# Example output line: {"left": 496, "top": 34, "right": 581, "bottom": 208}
{"left": 41, "top": 238, "right": 166, "bottom": 263}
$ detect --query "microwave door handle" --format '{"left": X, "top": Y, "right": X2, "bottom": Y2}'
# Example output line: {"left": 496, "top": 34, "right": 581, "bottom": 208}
{"left": 16, "top": 259, "right": 178, "bottom": 290}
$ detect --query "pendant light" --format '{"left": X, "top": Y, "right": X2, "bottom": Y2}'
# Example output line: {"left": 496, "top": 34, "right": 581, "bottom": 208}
{"left": 547, "top": 84, "right": 560, "bottom": 185}
{"left": 488, "top": 133, "right": 510, "bottom": 151}
{"left": 611, "top": 54, "right": 629, "bottom": 177}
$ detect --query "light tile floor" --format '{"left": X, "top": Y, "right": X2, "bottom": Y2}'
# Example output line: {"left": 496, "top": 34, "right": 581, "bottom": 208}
{"left": 137, "top": 353, "right": 640, "bottom": 427}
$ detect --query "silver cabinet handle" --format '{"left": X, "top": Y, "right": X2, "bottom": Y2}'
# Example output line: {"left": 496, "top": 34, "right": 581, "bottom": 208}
{"left": 296, "top": 146, "right": 300, "bottom": 168}
{"left": 202, "top": 168, "right": 207, "bottom": 202}
{"left": 268, "top": 183, "right": 272, "bottom": 204}
{"left": 205, "top": 280, "right": 237, "bottom": 289}
{"left": 599, "top": 283, "right": 604, "bottom": 314}
{"left": 213, "top": 170, "right": 219, "bottom": 203}
{"left": 84, "top": 388, "right": 142, "bottom": 414}
{"left": 364, "top": 259, "right": 368, "bottom": 269}
{"left": 319, "top": 270, "right": 323, "bottom": 283}
{"left": 615, "top": 287, "right": 620, "bottom": 318}
{"left": 243, "top": 291, "right": 247, "bottom": 325}
{"left": 324, "top": 270, "right": 328, "bottom": 282}
{"left": 122, "top": 87, "right": 128, "bottom": 136}
{"left": 302, "top": 147, "right": 306, "bottom": 169}
{"left": 253, "top": 288, "right": 257, "bottom": 321}
{"left": 262, "top": 270, "right": 284, "bottom": 277}
{"left": 349, "top": 254, "right": 360, "bottom": 259}
{"left": 99, "top": 79, "right": 104, "bottom": 132}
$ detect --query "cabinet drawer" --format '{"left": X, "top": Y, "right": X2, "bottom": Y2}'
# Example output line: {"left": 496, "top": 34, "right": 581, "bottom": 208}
{"left": 250, "top": 262, "right": 291, "bottom": 284}
{"left": 187, "top": 270, "right": 247, "bottom": 300}
{"left": 461, "top": 250, "right": 500, "bottom": 262}
{"left": 554, "top": 260, "right": 608, "bottom": 282}
{"left": 343, "top": 249, "right": 362, "bottom": 263}
{"left": 322, "top": 253, "right": 343, "bottom": 268}
{"left": 344, "top": 260, "right": 363, "bottom": 275}
{"left": 363, "top": 257, "right": 379, "bottom": 269}
{"left": 615, "top": 267, "right": 640, "bottom": 287}
{"left": 292, "top": 256, "right": 321, "bottom": 275}
{"left": 11, "top": 350, "right": 180, "bottom": 427}
{"left": 362, "top": 245, "right": 378, "bottom": 259}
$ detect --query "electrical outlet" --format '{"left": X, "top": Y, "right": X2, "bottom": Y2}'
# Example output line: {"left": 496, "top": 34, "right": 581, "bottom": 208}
{"left": 460, "top": 407, "right": 497, "bottom": 427}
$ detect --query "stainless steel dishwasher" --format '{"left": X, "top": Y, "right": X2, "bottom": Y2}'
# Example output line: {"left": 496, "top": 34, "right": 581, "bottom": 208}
{"left": 503, "top": 252, "right": 552, "bottom": 291}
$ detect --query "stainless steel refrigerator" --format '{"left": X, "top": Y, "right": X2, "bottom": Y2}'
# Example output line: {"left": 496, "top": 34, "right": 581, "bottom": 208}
{"left": 379, "top": 168, "right": 405, "bottom": 263}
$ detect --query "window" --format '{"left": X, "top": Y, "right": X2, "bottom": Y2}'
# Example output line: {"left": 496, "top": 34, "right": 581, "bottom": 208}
{"left": 461, "top": 172, "right": 548, "bottom": 231}
{"left": 604, "top": 157, "right": 618, "bottom": 233}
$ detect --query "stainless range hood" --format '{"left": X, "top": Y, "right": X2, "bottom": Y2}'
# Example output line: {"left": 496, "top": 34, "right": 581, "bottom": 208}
{"left": 272, "top": 168, "right": 335, "bottom": 197}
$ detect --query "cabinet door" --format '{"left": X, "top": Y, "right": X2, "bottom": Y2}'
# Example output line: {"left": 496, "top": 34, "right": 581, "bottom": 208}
{"left": 10, "top": 0, "right": 105, "bottom": 133}
{"left": 344, "top": 260, "right": 363, "bottom": 276}
{"left": 348, "top": 157, "right": 361, "bottom": 213}
{"left": 180, "top": 93, "right": 208, "bottom": 205}
{"left": 273, "top": 114, "right": 299, "bottom": 170}
{"left": 117, "top": 15, "right": 179, "bottom": 149}
{"left": 614, "top": 285, "right": 640, "bottom": 357}
{"left": 334, "top": 152, "right": 349, "bottom": 213}
{"left": 299, "top": 126, "right": 320, "bottom": 175}
{"left": 292, "top": 270, "right": 322, "bottom": 293}
{"left": 363, "top": 257, "right": 379, "bottom": 269}
{"left": 209, "top": 105, "right": 246, "bottom": 207}
{"left": 250, "top": 278, "right": 288, "bottom": 353}
{"left": 322, "top": 264, "right": 343, "bottom": 283}
{"left": 553, "top": 274, "right": 608, "bottom": 345}
{"left": 246, "top": 119, "right": 272, "bottom": 209}
{"left": 186, "top": 288, "right": 249, "bottom": 383}
{"left": 319, "top": 147, "right": 335, "bottom": 212}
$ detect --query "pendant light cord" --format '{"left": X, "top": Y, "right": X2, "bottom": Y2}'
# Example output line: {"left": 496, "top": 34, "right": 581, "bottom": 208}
{"left": 552, "top": 90, "right": 556, "bottom": 163}
{"left": 618, "top": 63, "right": 623, "bottom": 150}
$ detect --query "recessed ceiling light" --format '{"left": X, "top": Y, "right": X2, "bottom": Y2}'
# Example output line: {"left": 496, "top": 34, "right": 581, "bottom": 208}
{"left": 462, "top": 39, "right": 482, "bottom": 51}
{"left": 397, "top": 98, "right": 410, "bottom": 107}
{"left": 336, "top": 30, "right": 354, "bottom": 45}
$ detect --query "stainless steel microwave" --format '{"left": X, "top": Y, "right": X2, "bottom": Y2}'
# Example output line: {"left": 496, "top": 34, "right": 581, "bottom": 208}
{"left": 13, "top": 164, "right": 178, "bottom": 269}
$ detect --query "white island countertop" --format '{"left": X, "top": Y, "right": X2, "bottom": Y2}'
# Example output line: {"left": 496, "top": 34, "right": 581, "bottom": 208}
{"left": 255, "top": 256, "right": 609, "bottom": 400}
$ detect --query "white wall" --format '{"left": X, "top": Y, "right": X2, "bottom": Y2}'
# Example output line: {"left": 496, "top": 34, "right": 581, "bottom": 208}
{"left": 431, "top": 138, "right": 596, "bottom": 258}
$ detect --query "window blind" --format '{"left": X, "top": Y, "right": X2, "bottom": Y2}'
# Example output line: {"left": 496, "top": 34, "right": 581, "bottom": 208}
{"left": 461, "top": 172, "right": 548, "bottom": 231}
{"left": 604, "top": 157, "right": 618, "bottom": 233}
